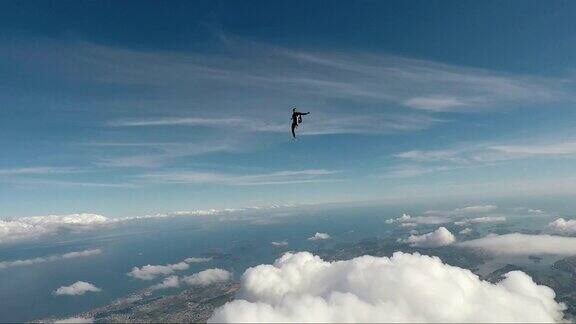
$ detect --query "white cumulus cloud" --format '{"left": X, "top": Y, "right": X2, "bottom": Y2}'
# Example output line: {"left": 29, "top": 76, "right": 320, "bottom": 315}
{"left": 386, "top": 213, "right": 450, "bottom": 225}
{"left": 529, "top": 209, "right": 545, "bottom": 214}
{"left": 548, "top": 218, "right": 576, "bottom": 234}
{"left": 62, "top": 249, "right": 102, "bottom": 259}
{"left": 53, "top": 317, "right": 94, "bottom": 323}
{"left": 184, "top": 257, "right": 212, "bottom": 263}
{"left": 182, "top": 268, "right": 231, "bottom": 286}
{"left": 308, "top": 232, "right": 331, "bottom": 241}
{"left": 470, "top": 216, "right": 506, "bottom": 223}
{"left": 54, "top": 281, "right": 101, "bottom": 296}
{"left": 455, "top": 216, "right": 506, "bottom": 225}
{"left": 149, "top": 268, "right": 231, "bottom": 290}
{"left": 128, "top": 256, "right": 211, "bottom": 280}
{"left": 271, "top": 241, "right": 289, "bottom": 247}
{"left": 458, "top": 233, "right": 576, "bottom": 255}
{"left": 399, "top": 227, "right": 456, "bottom": 247}
{"left": 150, "top": 275, "right": 181, "bottom": 291}
{"left": 453, "top": 205, "right": 498, "bottom": 215}
{"left": 128, "top": 262, "right": 189, "bottom": 280}
{"left": 209, "top": 251, "right": 565, "bottom": 323}
{"left": 385, "top": 213, "right": 412, "bottom": 224}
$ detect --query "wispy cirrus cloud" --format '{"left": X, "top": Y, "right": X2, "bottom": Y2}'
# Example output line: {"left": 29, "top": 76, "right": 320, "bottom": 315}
{"left": 389, "top": 139, "right": 576, "bottom": 179}
{"left": 393, "top": 149, "right": 465, "bottom": 163}
{"left": 395, "top": 140, "right": 576, "bottom": 166}
{"left": 0, "top": 167, "right": 80, "bottom": 176}
{"left": 7, "top": 179, "right": 136, "bottom": 189}
{"left": 139, "top": 169, "right": 340, "bottom": 186}
{"left": 3, "top": 35, "right": 575, "bottom": 209}
{"left": 402, "top": 96, "right": 470, "bottom": 112}
{"left": 381, "top": 164, "right": 456, "bottom": 178}
{"left": 100, "top": 114, "right": 440, "bottom": 170}
{"left": 7, "top": 37, "right": 568, "bottom": 139}
{"left": 107, "top": 113, "right": 442, "bottom": 137}
{"left": 490, "top": 142, "right": 576, "bottom": 156}
{"left": 107, "top": 117, "right": 285, "bottom": 133}
{"left": 84, "top": 141, "right": 241, "bottom": 168}
{"left": 0, "top": 166, "right": 133, "bottom": 189}
{"left": 273, "top": 47, "right": 564, "bottom": 112}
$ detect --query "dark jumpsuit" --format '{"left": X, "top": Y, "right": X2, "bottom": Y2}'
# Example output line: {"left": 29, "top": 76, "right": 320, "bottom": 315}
{"left": 291, "top": 111, "right": 309, "bottom": 138}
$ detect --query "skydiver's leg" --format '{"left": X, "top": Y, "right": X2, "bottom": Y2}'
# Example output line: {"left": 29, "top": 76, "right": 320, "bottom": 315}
{"left": 291, "top": 123, "right": 297, "bottom": 138}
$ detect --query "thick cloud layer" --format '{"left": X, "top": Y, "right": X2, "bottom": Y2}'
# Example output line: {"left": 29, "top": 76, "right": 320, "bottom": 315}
{"left": 210, "top": 252, "right": 565, "bottom": 323}
{"left": 458, "top": 233, "right": 576, "bottom": 255}
{"left": 0, "top": 249, "right": 101, "bottom": 269}
{"left": 308, "top": 232, "right": 331, "bottom": 241}
{"left": 0, "top": 205, "right": 294, "bottom": 245}
{"left": 182, "top": 268, "right": 231, "bottom": 286}
{"left": 548, "top": 218, "right": 576, "bottom": 234}
{"left": 0, "top": 214, "right": 110, "bottom": 244}
{"left": 54, "top": 281, "right": 101, "bottom": 296}
{"left": 399, "top": 227, "right": 456, "bottom": 247}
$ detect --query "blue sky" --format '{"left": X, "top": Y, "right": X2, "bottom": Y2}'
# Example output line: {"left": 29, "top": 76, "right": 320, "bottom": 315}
{"left": 2, "top": 0, "right": 576, "bottom": 218}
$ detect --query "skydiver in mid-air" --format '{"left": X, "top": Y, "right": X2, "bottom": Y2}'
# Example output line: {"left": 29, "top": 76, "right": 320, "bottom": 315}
{"left": 291, "top": 107, "right": 310, "bottom": 139}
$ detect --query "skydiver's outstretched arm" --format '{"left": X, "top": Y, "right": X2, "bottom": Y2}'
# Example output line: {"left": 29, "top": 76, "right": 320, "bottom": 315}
{"left": 297, "top": 112, "right": 310, "bottom": 116}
